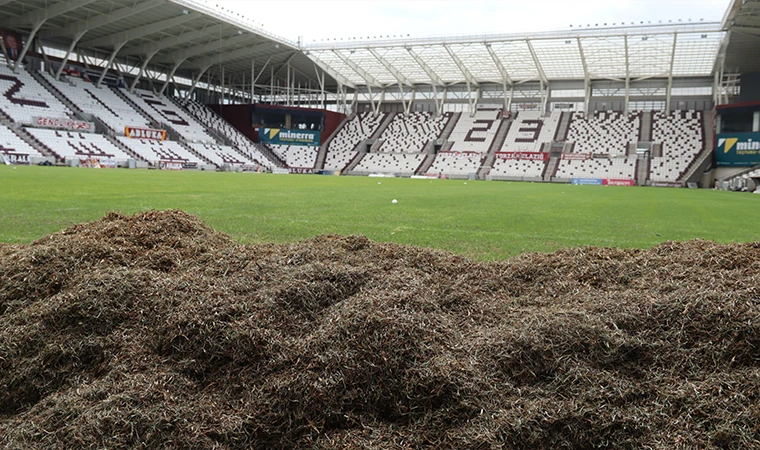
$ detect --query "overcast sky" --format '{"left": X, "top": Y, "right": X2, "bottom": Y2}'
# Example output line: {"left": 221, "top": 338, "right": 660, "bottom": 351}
{"left": 215, "top": 0, "right": 731, "bottom": 43}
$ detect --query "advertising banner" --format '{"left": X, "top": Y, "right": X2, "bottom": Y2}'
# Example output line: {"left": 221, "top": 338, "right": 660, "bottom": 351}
{"left": 261, "top": 128, "right": 320, "bottom": 146}
{"left": 34, "top": 117, "right": 94, "bottom": 132}
{"left": 2, "top": 152, "right": 29, "bottom": 165}
{"left": 494, "top": 151, "right": 549, "bottom": 161}
{"left": 571, "top": 178, "right": 603, "bottom": 185}
{"left": 124, "top": 126, "right": 167, "bottom": 141}
{"left": 79, "top": 158, "right": 115, "bottom": 168}
{"left": 562, "top": 153, "right": 592, "bottom": 160}
{"left": 289, "top": 167, "right": 314, "bottom": 174}
{"left": 439, "top": 151, "right": 484, "bottom": 157}
{"left": 158, "top": 160, "right": 183, "bottom": 170}
{"left": 603, "top": 179, "right": 635, "bottom": 186}
{"left": 716, "top": 133, "right": 760, "bottom": 167}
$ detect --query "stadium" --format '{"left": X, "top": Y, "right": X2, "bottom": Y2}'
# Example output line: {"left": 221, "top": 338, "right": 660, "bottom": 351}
{"left": 2, "top": 0, "right": 760, "bottom": 448}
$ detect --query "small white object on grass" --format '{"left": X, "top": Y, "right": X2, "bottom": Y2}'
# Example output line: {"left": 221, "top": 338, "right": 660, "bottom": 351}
{"left": 464, "top": 182, "right": 467, "bottom": 185}
{"left": 391, "top": 199, "right": 398, "bottom": 204}
{"left": 378, "top": 182, "right": 381, "bottom": 184}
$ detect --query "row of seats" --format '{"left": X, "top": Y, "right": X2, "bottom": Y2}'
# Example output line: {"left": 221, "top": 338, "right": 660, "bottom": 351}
{"left": 268, "top": 144, "right": 318, "bottom": 169}
{"left": 428, "top": 152, "right": 484, "bottom": 176}
{"left": 328, "top": 112, "right": 387, "bottom": 153}
{"left": 649, "top": 110, "right": 704, "bottom": 183}
{"left": 186, "top": 142, "right": 257, "bottom": 167}
{"left": 26, "top": 128, "right": 131, "bottom": 161}
{"left": 502, "top": 111, "right": 561, "bottom": 152}
{"left": 566, "top": 111, "right": 641, "bottom": 156}
{"left": 490, "top": 158, "right": 546, "bottom": 178}
{"left": 555, "top": 157, "right": 637, "bottom": 179}
{"left": 377, "top": 112, "right": 451, "bottom": 153}
{"left": 0, "top": 124, "right": 41, "bottom": 159}
{"left": 354, "top": 153, "right": 425, "bottom": 174}
{"left": 126, "top": 88, "right": 216, "bottom": 143}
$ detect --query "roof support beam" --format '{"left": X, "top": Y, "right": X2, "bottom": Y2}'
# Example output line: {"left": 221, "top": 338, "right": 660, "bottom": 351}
{"left": 666, "top": 32, "right": 678, "bottom": 112}
{"left": 151, "top": 32, "right": 256, "bottom": 65}
{"left": 2, "top": 0, "right": 96, "bottom": 28}
{"left": 366, "top": 47, "right": 414, "bottom": 88}
{"left": 159, "top": 58, "right": 187, "bottom": 96}
{"left": 80, "top": 12, "right": 202, "bottom": 49}
{"left": 406, "top": 47, "right": 445, "bottom": 87}
{"left": 129, "top": 49, "right": 160, "bottom": 92}
{"left": 444, "top": 44, "right": 479, "bottom": 87}
{"left": 39, "top": 0, "right": 163, "bottom": 38}
{"left": 54, "top": 28, "right": 88, "bottom": 80}
{"left": 96, "top": 41, "right": 126, "bottom": 88}
{"left": 183, "top": 40, "right": 278, "bottom": 70}
{"left": 309, "top": 54, "right": 357, "bottom": 90}
{"left": 577, "top": 37, "right": 591, "bottom": 115}
{"left": 185, "top": 64, "right": 212, "bottom": 100}
{"left": 525, "top": 40, "right": 548, "bottom": 85}
{"left": 12, "top": 20, "right": 44, "bottom": 73}
{"left": 484, "top": 43, "right": 513, "bottom": 85}
{"left": 624, "top": 35, "right": 630, "bottom": 111}
{"left": 332, "top": 49, "right": 382, "bottom": 88}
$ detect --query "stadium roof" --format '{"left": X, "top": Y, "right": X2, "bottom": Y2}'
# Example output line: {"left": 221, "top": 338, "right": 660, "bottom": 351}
{"left": 0, "top": 0, "right": 735, "bottom": 95}
{"left": 0, "top": 0, "right": 328, "bottom": 89}
{"left": 303, "top": 23, "right": 724, "bottom": 89}
{"left": 721, "top": 0, "right": 760, "bottom": 75}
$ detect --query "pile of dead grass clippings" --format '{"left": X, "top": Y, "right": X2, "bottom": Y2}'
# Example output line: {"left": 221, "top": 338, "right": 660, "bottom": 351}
{"left": 1, "top": 210, "right": 759, "bottom": 449}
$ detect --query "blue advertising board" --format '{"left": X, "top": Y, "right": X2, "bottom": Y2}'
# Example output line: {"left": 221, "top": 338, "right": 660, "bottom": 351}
{"left": 571, "top": 178, "right": 603, "bottom": 185}
{"left": 716, "top": 132, "right": 760, "bottom": 167}
{"left": 261, "top": 128, "right": 320, "bottom": 146}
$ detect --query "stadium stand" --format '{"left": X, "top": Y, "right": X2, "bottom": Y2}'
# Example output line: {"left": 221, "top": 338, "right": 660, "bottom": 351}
{"left": 649, "top": 110, "right": 705, "bottom": 183}
{"left": 0, "top": 123, "right": 41, "bottom": 162}
{"left": 125, "top": 88, "right": 216, "bottom": 143}
{"left": 0, "top": 65, "right": 72, "bottom": 125}
{"left": 327, "top": 112, "right": 387, "bottom": 153}
{"left": 490, "top": 157, "right": 547, "bottom": 179}
{"left": 502, "top": 111, "right": 560, "bottom": 152}
{"left": 186, "top": 142, "right": 257, "bottom": 167}
{"left": 268, "top": 144, "right": 318, "bottom": 169}
{"left": 116, "top": 137, "right": 203, "bottom": 165}
{"left": 555, "top": 157, "right": 638, "bottom": 180}
{"left": 427, "top": 152, "right": 484, "bottom": 177}
{"left": 26, "top": 128, "right": 131, "bottom": 162}
{"left": 565, "top": 111, "right": 641, "bottom": 156}
{"left": 354, "top": 153, "right": 426, "bottom": 175}
{"left": 41, "top": 73, "right": 151, "bottom": 135}
{"left": 377, "top": 112, "right": 451, "bottom": 153}
{"left": 448, "top": 109, "right": 502, "bottom": 153}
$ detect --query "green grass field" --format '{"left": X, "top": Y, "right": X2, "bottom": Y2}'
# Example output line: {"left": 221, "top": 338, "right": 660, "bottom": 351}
{"left": 1, "top": 164, "right": 759, "bottom": 260}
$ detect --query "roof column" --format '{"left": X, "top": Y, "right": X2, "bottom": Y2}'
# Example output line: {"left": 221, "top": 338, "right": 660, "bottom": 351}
{"left": 129, "top": 49, "right": 159, "bottom": 92}
{"left": 96, "top": 41, "right": 126, "bottom": 88}
{"left": 666, "top": 32, "right": 678, "bottom": 112}
{"left": 159, "top": 58, "right": 187, "bottom": 96}
{"left": 55, "top": 29, "right": 87, "bottom": 80}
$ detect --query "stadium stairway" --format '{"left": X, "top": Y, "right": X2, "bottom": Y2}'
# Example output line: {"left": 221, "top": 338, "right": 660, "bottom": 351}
{"left": 368, "top": 112, "right": 395, "bottom": 141}
{"left": 438, "top": 112, "right": 461, "bottom": 141}
{"left": 543, "top": 156, "right": 560, "bottom": 182}
{"left": 636, "top": 157, "right": 649, "bottom": 186}
{"left": 415, "top": 152, "right": 437, "bottom": 175}
{"left": 111, "top": 87, "right": 164, "bottom": 129}
{"left": 315, "top": 115, "right": 349, "bottom": 170}
{"left": 477, "top": 116, "right": 512, "bottom": 179}
{"left": 680, "top": 111, "right": 714, "bottom": 185}
{"left": 342, "top": 150, "right": 367, "bottom": 173}
{"left": 640, "top": 111, "right": 652, "bottom": 142}
{"left": 257, "top": 143, "right": 287, "bottom": 168}
{"left": 554, "top": 111, "right": 572, "bottom": 142}
{"left": 178, "top": 141, "right": 217, "bottom": 168}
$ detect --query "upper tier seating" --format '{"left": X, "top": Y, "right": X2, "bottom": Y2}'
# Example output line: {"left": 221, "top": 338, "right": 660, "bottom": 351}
{"left": 0, "top": 124, "right": 41, "bottom": 160}
{"left": 125, "top": 88, "right": 216, "bottom": 143}
{"left": 566, "top": 111, "right": 641, "bottom": 156}
{"left": 186, "top": 142, "right": 256, "bottom": 167}
{"left": 448, "top": 109, "right": 502, "bottom": 153}
{"left": 327, "top": 112, "right": 387, "bottom": 153}
{"left": 117, "top": 137, "right": 203, "bottom": 165}
{"left": 649, "top": 110, "right": 704, "bottom": 183}
{"left": 502, "top": 111, "right": 560, "bottom": 152}
{"left": 428, "top": 152, "right": 484, "bottom": 176}
{"left": 354, "top": 153, "right": 425, "bottom": 174}
{"left": 268, "top": 144, "right": 318, "bottom": 169}
{"left": 0, "top": 65, "right": 72, "bottom": 125}
{"left": 26, "top": 128, "right": 131, "bottom": 161}
{"left": 490, "top": 158, "right": 546, "bottom": 178}
{"left": 377, "top": 112, "right": 451, "bottom": 153}
{"left": 42, "top": 72, "right": 150, "bottom": 134}
{"left": 555, "top": 157, "right": 637, "bottom": 179}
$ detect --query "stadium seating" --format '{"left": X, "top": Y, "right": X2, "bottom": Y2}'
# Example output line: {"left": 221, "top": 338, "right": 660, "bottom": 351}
{"left": 448, "top": 109, "right": 502, "bottom": 153}
{"left": 354, "top": 153, "right": 425, "bottom": 174}
{"left": 116, "top": 137, "right": 203, "bottom": 165}
{"left": 565, "top": 111, "right": 640, "bottom": 156}
{"left": 555, "top": 157, "right": 637, "bottom": 179}
{"left": 0, "top": 65, "right": 72, "bottom": 125}
{"left": 502, "top": 111, "right": 560, "bottom": 152}
{"left": 327, "top": 112, "right": 387, "bottom": 153}
{"left": 323, "top": 150, "right": 355, "bottom": 171}
{"left": 0, "top": 124, "right": 41, "bottom": 161}
{"left": 490, "top": 158, "right": 546, "bottom": 178}
{"left": 42, "top": 72, "right": 151, "bottom": 135}
{"left": 377, "top": 111, "right": 451, "bottom": 153}
{"left": 125, "top": 88, "right": 216, "bottom": 143}
{"left": 649, "top": 110, "right": 704, "bottom": 183}
{"left": 427, "top": 152, "right": 484, "bottom": 176}
{"left": 26, "top": 128, "right": 131, "bottom": 161}
{"left": 268, "top": 144, "right": 318, "bottom": 169}
{"left": 186, "top": 142, "right": 257, "bottom": 167}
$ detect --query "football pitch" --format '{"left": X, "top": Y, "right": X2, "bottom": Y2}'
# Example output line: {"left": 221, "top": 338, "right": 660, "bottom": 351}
{"left": 1, "top": 164, "right": 759, "bottom": 260}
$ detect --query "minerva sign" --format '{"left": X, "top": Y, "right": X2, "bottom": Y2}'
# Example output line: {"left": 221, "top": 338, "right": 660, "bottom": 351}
{"left": 260, "top": 128, "right": 320, "bottom": 146}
